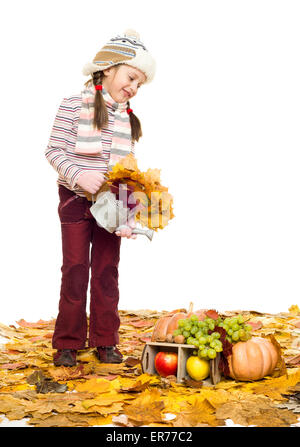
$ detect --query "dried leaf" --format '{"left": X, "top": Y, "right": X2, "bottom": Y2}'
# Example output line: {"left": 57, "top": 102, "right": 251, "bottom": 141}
{"left": 16, "top": 319, "right": 55, "bottom": 329}
{"left": 248, "top": 321, "right": 263, "bottom": 331}
{"left": 123, "top": 389, "right": 165, "bottom": 426}
{"left": 182, "top": 377, "right": 203, "bottom": 388}
{"left": 267, "top": 334, "right": 287, "bottom": 377}
{"left": 0, "top": 362, "right": 27, "bottom": 370}
{"left": 112, "top": 414, "right": 134, "bottom": 427}
{"left": 205, "top": 310, "right": 219, "bottom": 320}
{"left": 276, "top": 401, "right": 300, "bottom": 413}
{"left": 26, "top": 369, "right": 68, "bottom": 394}
{"left": 124, "top": 357, "right": 141, "bottom": 367}
{"left": 119, "top": 379, "right": 150, "bottom": 393}
{"left": 216, "top": 396, "right": 298, "bottom": 427}
{"left": 75, "top": 378, "right": 113, "bottom": 394}
{"left": 286, "top": 354, "right": 300, "bottom": 366}
{"left": 171, "top": 398, "right": 222, "bottom": 427}
{"left": 48, "top": 364, "right": 91, "bottom": 381}
{"left": 288, "top": 305, "right": 300, "bottom": 316}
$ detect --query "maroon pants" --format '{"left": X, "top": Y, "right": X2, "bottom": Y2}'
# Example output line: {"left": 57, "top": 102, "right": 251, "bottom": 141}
{"left": 52, "top": 185, "right": 121, "bottom": 350}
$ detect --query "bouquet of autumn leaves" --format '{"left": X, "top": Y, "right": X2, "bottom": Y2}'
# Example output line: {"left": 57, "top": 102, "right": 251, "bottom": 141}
{"left": 85, "top": 154, "right": 174, "bottom": 231}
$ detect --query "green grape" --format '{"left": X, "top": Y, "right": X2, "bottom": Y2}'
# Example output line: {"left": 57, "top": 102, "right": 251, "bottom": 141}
{"left": 173, "top": 329, "right": 181, "bottom": 337}
{"left": 223, "top": 324, "right": 229, "bottom": 332}
{"left": 214, "top": 340, "right": 223, "bottom": 352}
{"left": 193, "top": 339, "right": 200, "bottom": 347}
{"left": 198, "top": 336, "right": 207, "bottom": 345}
{"left": 207, "top": 348, "right": 216, "bottom": 359}
{"left": 210, "top": 340, "right": 218, "bottom": 349}
{"left": 190, "top": 326, "right": 198, "bottom": 335}
{"left": 205, "top": 318, "right": 214, "bottom": 325}
{"left": 190, "top": 314, "right": 199, "bottom": 322}
{"left": 208, "top": 322, "right": 215, "bottom": 331}
{"left": 206, "top": 335, "right": 213, "bottom": 343}
{"left": 199, "top": 347, "right": 208, "bottom": 358}
{"left": 224, "top": 318, "right": 230, "bottom": 324}
{"left": 232, "top": 331, "right": 240, "bottom": 341}
{"left": 237, "top": 314, "right": 244, "bottom": 324}
{"left": 193, "top": 350, "right": 197, "bottom": 355}
{"left": 183, "top": 330, "right": 190, "bottom": 338}
{"left": 195, "top": 331, "right": 203, "bottom": 339}
{"left": 232, "top": 323, "right": 240, "bottom": 332}
{"left": 211, "top": 332, "right": 220, "bottom": 339}
{"left": 231, "top": 317, "right": 238, "bottom": 325}
{"left": 245, "top": 324, "right": 252, "bottom": 331}
{"left": 186, "top": 337, "right": 194, "bottom": 345}
{"left": 185, "top": 324, "right": 192, "bottom": 332}
{"left": 198, "top": 321, "right": 206, "bottom": 329}
{"left": 177, "top": 319, "right": 185, "bottom": 328}
{"left": 226, "top": 336, "right": 232, "bottom": 343}
{"left": 238, "top": 329, "right": 246, "bottom": 339}
{"left": 227, "top": 328, "right": 233, "bottom": 336}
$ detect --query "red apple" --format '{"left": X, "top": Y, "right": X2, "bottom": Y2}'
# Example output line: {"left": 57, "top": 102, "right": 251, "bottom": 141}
{"left": 154, "top": 351, "right": 178, "bottom": 377}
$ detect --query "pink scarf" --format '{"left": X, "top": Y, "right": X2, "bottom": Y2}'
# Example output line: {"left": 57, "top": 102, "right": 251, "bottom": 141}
{"left": 75, "top": 83, "right": 132, "bottom": 167}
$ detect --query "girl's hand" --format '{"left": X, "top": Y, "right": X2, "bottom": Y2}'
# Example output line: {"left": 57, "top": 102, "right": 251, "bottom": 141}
{"left": 76, "top": 171, "right": 106, "bottom": 194}
{"left": 115, "top": 216, "right": 137, "bottom": 239}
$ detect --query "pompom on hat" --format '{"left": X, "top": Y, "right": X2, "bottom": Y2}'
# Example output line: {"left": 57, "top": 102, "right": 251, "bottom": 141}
{"left": 82, "top": 29, "right": 156, "bottom": 84}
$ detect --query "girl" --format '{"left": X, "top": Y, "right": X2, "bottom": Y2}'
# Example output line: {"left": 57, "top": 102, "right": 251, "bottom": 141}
{"left": 45, "top": 29, "right": 156, "bottom": 367}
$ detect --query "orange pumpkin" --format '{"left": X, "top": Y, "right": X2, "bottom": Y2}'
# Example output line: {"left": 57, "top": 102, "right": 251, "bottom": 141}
{"left": 227, "top": 337, "right": 278, "bottom": 381}
{"left": 151, "top": 303, "right": 208, "bottom": 342}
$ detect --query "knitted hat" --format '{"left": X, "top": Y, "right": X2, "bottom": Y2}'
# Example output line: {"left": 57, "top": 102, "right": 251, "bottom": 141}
{"left": 82, "top": 29, "right": 156, "bottom": 84}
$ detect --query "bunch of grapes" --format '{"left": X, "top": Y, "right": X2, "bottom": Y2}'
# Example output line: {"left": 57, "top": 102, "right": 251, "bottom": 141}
{"left": 218, "top": 315, "right": 252, "bottom": 343}
{"left": 172, "top": 314, "right": 252, "bottom": 361}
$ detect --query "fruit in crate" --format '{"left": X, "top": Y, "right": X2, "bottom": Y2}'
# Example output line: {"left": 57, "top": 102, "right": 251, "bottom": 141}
{"left": 227, "top": 337, "right": 278, "bottom": 381}
{"left": 163, "top": 312, "right": 254, "bottom": 363}
{"left": 151, "top": 302, "right": 208, "bottom": 342}
{"left": 154, "top": 351, "right": 178, "bottom": 377}
{"left": 186, "top": 356, "right": 210, "bottom": 381}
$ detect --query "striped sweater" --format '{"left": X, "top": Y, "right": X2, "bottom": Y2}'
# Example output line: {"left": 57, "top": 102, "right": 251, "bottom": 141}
{"left": 45, "top": 92, "right": 135, "bottom": 197}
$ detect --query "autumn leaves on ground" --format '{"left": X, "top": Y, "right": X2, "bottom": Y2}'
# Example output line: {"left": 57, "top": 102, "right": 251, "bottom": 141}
{"left": 0, "top": 306, "right": 300, "bottom": 427}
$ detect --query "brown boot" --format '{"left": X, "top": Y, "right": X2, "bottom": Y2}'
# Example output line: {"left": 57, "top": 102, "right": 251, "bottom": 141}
{"left": 53, "top": 349, "right": 77, "bottom": 367}
{"left": 96, "top": 346, "right": 123, "bottom": 363}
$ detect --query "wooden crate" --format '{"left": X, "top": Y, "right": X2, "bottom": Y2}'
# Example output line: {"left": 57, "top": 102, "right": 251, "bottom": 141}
{"left": 141, "top": 342, "right": 221, "bottom": 385}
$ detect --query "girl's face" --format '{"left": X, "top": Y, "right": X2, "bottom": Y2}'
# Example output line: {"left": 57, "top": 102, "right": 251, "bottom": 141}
{"left": 102, "top": 64, "right": 147, "bottom": 103}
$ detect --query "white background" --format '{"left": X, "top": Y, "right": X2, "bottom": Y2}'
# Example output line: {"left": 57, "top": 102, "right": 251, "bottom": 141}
{"left": 1, "top": 0, "right": 300, "bottom": 326}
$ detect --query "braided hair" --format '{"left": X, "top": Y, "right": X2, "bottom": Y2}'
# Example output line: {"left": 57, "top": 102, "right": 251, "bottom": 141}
{"left": 84, "top": 67, "right": 142, "bottom": 142}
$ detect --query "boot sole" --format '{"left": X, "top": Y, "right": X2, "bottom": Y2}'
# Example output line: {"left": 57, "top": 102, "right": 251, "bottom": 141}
{"left": 53, "top": 360, "right": 77, "bottom": 367}
{"left": 95, "top": 351, "right": 123, "bottom": 364}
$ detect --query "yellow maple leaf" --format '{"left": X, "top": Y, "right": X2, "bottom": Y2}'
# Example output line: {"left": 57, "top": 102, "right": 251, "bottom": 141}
{"left": 288, "top": 304, "right": 300, "bottom": 316}
{"left": 105, "top": 154, "right": 174, "bottom": 230}
{"left": 123, "top": 388, "right": 165, "bottom": 426}
{"left": 75, "top": 378, "right": 113, "bottom": 394}
{"left": 171, "top": 397, "right": 222, "bottom": 427}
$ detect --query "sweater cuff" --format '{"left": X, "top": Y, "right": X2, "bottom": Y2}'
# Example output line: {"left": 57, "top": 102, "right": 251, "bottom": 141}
{"left": 69, "top": 168, "right": 85, "bottom": 189}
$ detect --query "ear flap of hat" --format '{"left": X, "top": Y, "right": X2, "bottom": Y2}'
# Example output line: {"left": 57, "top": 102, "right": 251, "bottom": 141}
{"left": 82, "top": 62, "right": 108, "bottom": 76}
{"left": 122, "top": 49, "right": 156, "bottom": 84}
